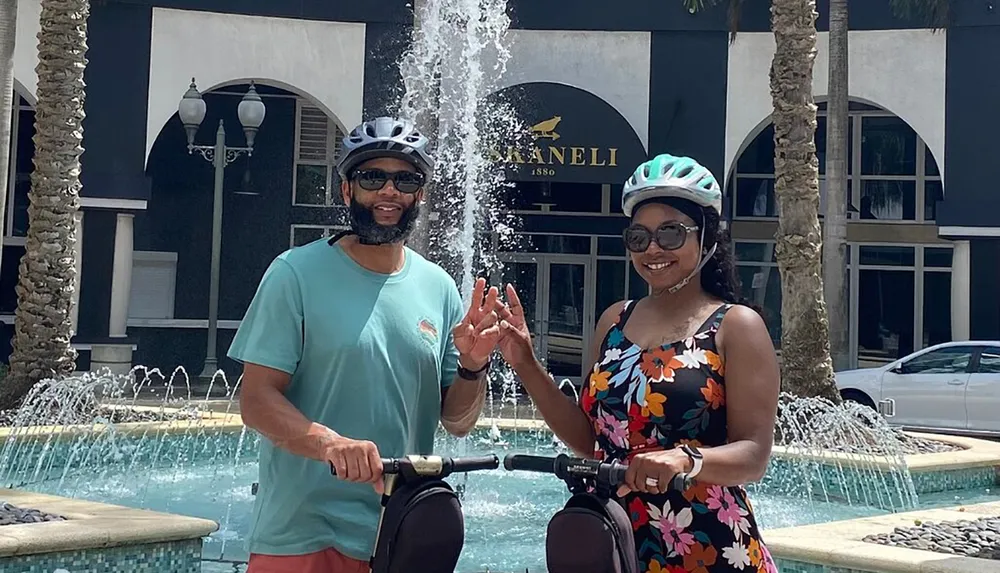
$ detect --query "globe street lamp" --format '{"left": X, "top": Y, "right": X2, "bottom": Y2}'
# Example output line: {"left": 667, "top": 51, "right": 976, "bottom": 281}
{"left": 178, "top": 78, "right": 266, "bottom": 382}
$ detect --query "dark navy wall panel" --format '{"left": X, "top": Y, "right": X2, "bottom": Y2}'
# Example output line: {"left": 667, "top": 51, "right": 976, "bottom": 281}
{"left": 131, "top": 327, "right": 240, "bottom": 377}
{"left": 81, "top": 3, "right": 152, "bottom": 201}
{"left": 941, "top": 24, "right": 1000, "bottom": 227}
{"left": 109, "top": 0, "right": 414, "bottom": 24}
{"left": 948, "top": 0, "right": 1000, "bottom": 27}
{"left": 363, "top": 23, "right": 411, "bottom": 119}
{"left": 970, "top": 238, "right": 1000, "bottom": 340}
{"left": 0, "top": 246, "right": 23, "bottom": 316}
{"left": 76, "top": 210, "right": 118, "bottom": 341}
{"left": 507, "top": 0, "right": 730, "bottom": 31}
{"left": 648, "top": 30, "right": 728, "bottom": 183}
{"left": 506, "top": 0, "right": 934, "bottom": 32}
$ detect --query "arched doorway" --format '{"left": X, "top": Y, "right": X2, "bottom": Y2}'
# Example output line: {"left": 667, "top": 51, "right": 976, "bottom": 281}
{"left": 479, "top": 81, "right": 648, "bottom": 384}
{"left": 138, "top": 81, "right": 349, "bottom": 375}
{"left": 727, "top": 101, "right": 951, "bottom": 369}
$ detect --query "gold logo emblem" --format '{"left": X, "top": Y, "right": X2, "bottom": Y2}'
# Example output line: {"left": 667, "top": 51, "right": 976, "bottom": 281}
{"left": 530, "top": 116, "right": 562, "bottom": 141}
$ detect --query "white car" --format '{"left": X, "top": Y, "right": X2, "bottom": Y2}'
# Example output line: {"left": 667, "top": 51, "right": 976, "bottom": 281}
{"left": 834, "top": 341, "right": 1000, "bottom": 437}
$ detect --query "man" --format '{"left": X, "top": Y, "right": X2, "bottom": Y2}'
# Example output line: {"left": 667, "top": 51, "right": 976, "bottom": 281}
{"left": 230, "top": 116, "right": 500, "bottom": 573}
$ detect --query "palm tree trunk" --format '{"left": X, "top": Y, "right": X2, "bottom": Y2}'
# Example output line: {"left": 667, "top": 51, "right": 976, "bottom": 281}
{"left": 0, "top": 0, "right": 89, "bottom": 409}
{"left": 769, "top": 0, "right": 840, "bottom": 401}
{"left": 0, "top": 0, "right": 17, "bottom": 272}
{"left": 823, "top": 0, "right": 850, "bottom": 372}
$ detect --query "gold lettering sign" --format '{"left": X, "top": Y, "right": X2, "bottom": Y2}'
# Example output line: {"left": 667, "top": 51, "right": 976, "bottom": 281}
{"left": 487, "top": 115, "right": 619, "bottom": 178}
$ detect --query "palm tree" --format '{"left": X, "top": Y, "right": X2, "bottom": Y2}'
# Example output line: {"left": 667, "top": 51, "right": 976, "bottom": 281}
{"left": 0, "top": 0, "right": 17, "bottom": 273}
{"left": 689, "top": 0, "right": 839, "bottom": 401}
{"left": 0, "top": 0, "right": 90, "bottom": 409}
{"left": 768, "top": 0, "right": 839, "bottom": 401}
{"left": 824, "top": 0, "right": 849, "bottom": 372}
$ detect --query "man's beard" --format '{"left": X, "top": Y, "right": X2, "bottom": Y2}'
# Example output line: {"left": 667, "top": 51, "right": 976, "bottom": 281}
{"left": 348, "top": 199, "right": 420, "bottom": 246}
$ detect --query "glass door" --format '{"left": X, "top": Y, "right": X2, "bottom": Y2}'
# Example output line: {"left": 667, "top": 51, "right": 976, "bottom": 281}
{"left": 499, "top": 260, "right": 542, "bottom": 359}
{"left": 497, "top": 255, "right": 594, "bottom": 386}
{"left": 543, "top": 258, "right": 591, "bottom": 383}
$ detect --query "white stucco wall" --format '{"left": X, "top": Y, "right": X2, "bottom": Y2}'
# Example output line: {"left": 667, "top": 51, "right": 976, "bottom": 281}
{"left": 146, "top": 8, "right": 367, "bottom": 165}
{"left": 473, "top": 29, "right": 651, "bottom": 150}
{"left": 726, "top": 29, "right": 946, "bottom": 183}
{"left": 13, "top": 0, "right": 41, "bottom": 104}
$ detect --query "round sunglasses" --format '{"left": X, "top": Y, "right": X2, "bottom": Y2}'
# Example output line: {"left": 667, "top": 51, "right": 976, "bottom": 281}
{"left": 622, "top": 222, "right": 699, "bottom": 253}
{"left": 351, "top": 168, "right": 426, "bottom": 194}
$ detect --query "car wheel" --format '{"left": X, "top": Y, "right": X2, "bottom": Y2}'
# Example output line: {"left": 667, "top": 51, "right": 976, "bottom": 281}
{"left": 841, "top": 389, "right": 876, "bottom": 410}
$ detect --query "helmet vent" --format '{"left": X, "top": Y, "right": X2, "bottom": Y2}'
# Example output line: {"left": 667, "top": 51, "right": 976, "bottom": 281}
{"left": 642, "top": 164, "right": 651, "bottom": 177}
{"left": 365, "top": 124, "right": 377, "bottom": 137}
{"left": 391, "top": 125, "right": 404, "bottom": 137}
{"left": 677, "top": 165, "right": 694, "bottom": 178}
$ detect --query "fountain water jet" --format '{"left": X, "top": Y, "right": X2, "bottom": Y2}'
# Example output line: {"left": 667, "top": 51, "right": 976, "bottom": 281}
{"left": 396, "top": 0, "right": 533, "bottom": 423}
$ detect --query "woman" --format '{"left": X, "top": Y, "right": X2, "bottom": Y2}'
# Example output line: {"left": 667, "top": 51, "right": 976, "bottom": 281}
{"left": 498, "top": 153, "right": 781, "bottom": 573}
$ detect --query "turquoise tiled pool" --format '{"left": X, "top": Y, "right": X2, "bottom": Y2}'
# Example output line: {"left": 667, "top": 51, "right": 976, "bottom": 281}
{"left": 7, "top": 427, "right": 998, "bottom": 573}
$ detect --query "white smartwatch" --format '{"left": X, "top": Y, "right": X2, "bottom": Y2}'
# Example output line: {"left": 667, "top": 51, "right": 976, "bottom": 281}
{"left": 681, "top": 444, "right": 704, "bottom": 479}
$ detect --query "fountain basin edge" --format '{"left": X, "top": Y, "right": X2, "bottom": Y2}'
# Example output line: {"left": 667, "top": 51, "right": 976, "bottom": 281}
{"left": 3, "top": 410, "right": 997, "bottom": 496}
{"left": 767, "top": 500, "right": 1000, "bottom": 573}
{"left": 0, "top": 488, "right": 217, "bottom": 573}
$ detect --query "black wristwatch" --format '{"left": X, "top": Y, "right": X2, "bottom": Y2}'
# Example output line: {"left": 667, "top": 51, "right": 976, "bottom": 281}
{"left": 457, "top": 360, "right": 489, "bottom": 381}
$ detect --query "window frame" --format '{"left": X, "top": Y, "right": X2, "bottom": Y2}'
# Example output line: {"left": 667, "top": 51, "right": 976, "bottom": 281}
{"left": 733, "top": 239, "right": 955, "bottom": 367}
{"left": 291, "top": 98, "right": 345, "bottom": 208}
{"left": 972, "top": 347, "right": 1000, "bottom": 375}
{"left": 729, "top": 108, "right": 943, "bottom": 224}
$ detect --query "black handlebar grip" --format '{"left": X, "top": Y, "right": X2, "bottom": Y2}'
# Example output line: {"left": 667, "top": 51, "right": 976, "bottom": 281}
{"left": 329, "top": 458, "right": 396, "bottom": 476}
{"left": 503, "top": 454, "right": 557, "bottom": 473}
{"left": 608, "top": 462, "right": 629, "bottom": 487}
{"left": 451, "top": 454, "right": 500, "bottom": 473}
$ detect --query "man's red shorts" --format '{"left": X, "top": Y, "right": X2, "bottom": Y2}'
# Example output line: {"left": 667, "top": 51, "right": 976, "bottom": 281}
{"left": 246, "top": 547, "right": 368, "bottom": 573}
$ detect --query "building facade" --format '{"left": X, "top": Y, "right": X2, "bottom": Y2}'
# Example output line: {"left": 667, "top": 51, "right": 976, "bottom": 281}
{"left": 2, "top": 0, "right": 998, "bottom": 384}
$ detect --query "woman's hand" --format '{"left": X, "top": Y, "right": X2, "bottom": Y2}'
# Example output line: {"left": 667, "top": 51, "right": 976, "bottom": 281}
{"left": 497, "top": 283, "right": 537, "bottom": 369}
{"left": 617, "top": 448, "right": 692, "bottom": 497}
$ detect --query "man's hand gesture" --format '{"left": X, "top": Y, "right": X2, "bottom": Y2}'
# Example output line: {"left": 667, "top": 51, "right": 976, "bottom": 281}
{"left": 452, "top": 278, "right": 503, "bottom": 370}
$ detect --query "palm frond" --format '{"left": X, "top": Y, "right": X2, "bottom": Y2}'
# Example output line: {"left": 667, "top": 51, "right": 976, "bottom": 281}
{"left": 888, "top": 0, "right": 950, "bottom": 31}
{"left": 683, "top": 0, "right": 743, "bottom": 44}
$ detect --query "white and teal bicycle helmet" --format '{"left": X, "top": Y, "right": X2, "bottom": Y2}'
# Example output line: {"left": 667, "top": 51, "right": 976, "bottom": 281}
{"left": 621, "top": 153, "right": 723, "bottom": 294}
{"left": 621, "top": 153, "right": 722, "bottom": 218}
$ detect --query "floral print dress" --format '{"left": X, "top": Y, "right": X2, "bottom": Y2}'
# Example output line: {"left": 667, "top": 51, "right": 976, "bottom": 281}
{"left": 580, "top": 300, "right": 778, "bottom": 573}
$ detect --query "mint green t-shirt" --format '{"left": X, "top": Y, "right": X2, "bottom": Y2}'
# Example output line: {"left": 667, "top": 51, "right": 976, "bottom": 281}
{"left": 227, "top": 238, "right": 464, "bottom": 560}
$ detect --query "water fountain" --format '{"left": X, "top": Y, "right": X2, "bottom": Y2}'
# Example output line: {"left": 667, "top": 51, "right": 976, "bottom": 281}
{"left": 0, "top": 1, "right": 996, "bottom": 572}
{"left": 0, "top": 366, "right": 963, "bottom": 572}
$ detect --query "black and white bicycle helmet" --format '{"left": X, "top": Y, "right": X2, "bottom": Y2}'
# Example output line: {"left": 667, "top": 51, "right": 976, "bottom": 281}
{"left": 336, "top": 117, "right": 435, "bottom": 181}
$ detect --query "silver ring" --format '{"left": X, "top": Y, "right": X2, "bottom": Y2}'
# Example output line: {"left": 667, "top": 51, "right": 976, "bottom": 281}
{"left": 645, "top": 477, "right": 659, "bottom": 487}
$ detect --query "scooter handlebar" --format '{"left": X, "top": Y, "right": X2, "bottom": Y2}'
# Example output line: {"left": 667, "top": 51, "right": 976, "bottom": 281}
{"left": 329, "top": 454, "right": 500, "bottom": 479}
{"left": 503, "top": 453, "right": 630, "bottom": 488}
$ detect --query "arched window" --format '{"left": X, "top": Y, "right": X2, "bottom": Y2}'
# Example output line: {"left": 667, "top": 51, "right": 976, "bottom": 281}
{"left": 727, "top": 102, "right": 943, "bottom": 222}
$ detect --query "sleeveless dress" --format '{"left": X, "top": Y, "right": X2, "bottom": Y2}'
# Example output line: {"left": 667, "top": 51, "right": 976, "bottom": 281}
{"left": 580, "top": 300, "right": 779, "bottom": 573}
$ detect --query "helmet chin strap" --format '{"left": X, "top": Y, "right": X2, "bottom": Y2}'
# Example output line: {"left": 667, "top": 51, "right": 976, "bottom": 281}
{"left": 665, "top": 225, "right": 718, "bottom": 294}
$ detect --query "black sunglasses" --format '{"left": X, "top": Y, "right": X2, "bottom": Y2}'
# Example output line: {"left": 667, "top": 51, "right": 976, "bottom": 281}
{"left": 351, "top": 168, "right": 425, "bottom": 194}
{"left": 622, "top": 222, "right": 699, "bottom": 253}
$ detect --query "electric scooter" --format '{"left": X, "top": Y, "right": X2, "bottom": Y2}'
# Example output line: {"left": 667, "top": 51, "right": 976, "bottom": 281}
{"left": 330, "top": 454, "right": 500, "bottom": 573}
